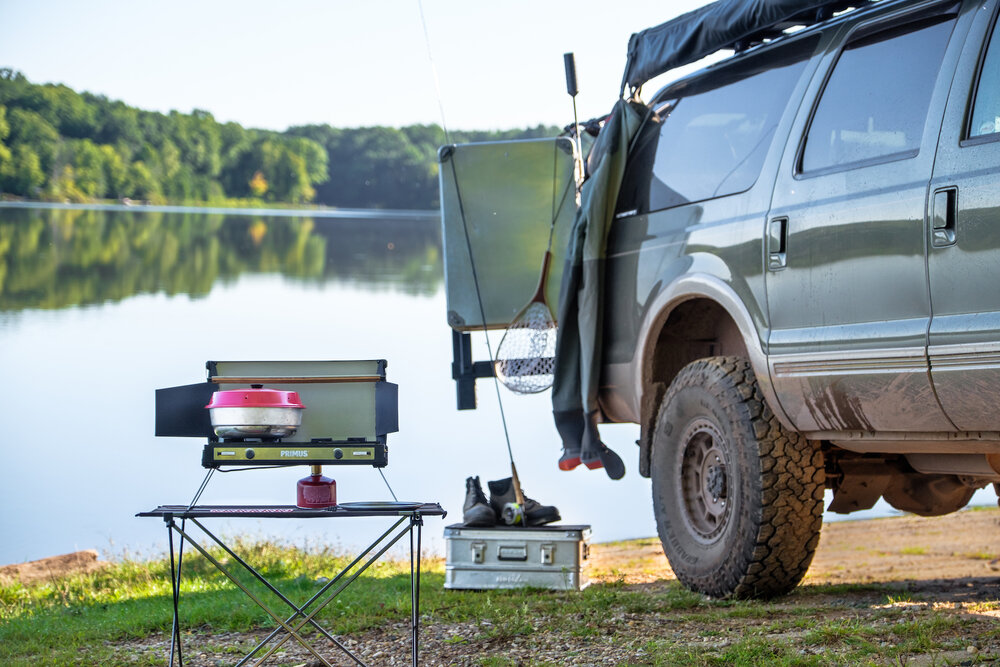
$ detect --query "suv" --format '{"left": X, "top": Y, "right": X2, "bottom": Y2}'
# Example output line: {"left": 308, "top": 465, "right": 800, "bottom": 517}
{"left": 441, "top": 0, "right": 1000, "bottom": 598}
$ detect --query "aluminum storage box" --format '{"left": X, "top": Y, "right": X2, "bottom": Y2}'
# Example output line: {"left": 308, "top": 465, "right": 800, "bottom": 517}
{"left": 444, "top": 524, "right": 590, "bottom": 591}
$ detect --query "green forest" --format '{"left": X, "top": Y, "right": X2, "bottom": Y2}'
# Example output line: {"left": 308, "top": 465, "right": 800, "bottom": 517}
{"left": 0, "top": 70, "right": 559, "bottom": 209}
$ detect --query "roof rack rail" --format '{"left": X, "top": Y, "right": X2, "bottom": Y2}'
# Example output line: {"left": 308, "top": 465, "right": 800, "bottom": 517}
{"left": 732, "top": 1, "right": 873, "bottom": 51}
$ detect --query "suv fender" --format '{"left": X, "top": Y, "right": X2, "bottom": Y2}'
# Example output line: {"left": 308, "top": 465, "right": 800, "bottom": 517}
{"left": 634, "top": 273, "right": 794, "bottom": 473}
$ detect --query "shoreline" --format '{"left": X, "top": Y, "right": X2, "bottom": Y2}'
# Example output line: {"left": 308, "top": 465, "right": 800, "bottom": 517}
{"left": 0, "top": 199, "right": 439, "bottom": 219}
{"left": 5, "top": 505, "right": 997, "bottom": 581}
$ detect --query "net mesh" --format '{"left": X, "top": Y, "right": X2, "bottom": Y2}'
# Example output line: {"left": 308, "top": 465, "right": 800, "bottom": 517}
{"left": 494, "top": 301, "right": 557, "bottom": 394}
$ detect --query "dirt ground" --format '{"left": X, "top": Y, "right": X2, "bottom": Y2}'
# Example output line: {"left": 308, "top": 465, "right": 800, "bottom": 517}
{"left": 586, "top": 508, "right": 1000, "bottom": 587}
{"left": 108, "top": 508, "right": 1000, "bottom": 666}
{"left": 0, "top": 549, "right": 107, "bottom": 584}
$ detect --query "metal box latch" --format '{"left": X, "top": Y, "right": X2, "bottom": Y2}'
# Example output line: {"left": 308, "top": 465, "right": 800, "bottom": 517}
{"left": 540, "top": 543, "right": 555, "bottom": 565}
{"left": 471, "top": 541, "right": 486, "bottom": 564}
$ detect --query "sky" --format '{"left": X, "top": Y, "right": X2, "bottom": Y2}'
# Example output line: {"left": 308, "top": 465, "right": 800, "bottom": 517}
{"left": 0, "top": 0, "right": 707, "bottom": 133}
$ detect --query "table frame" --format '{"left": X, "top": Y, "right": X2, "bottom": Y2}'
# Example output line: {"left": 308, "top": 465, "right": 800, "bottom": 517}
{"left": 139, "top": 504, "right": 444, "bottom": 667}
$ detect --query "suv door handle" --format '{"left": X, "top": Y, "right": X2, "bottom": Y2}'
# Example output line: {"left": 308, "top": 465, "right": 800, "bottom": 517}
{"left": 767, "top": 217, "right": 788, "bottom": 270}
{"left": 931, "top": 187, "right": 957, "bottom": 248}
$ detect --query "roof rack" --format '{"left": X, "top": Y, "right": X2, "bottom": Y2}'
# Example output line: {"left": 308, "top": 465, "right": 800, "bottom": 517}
{"left": 732, "top": 1, "right": 872, "bottom": 51}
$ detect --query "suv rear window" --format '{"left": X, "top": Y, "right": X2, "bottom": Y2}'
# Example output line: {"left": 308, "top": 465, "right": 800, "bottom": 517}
{"left": 801, "top": 17, "right": 956, "bottom": 173}
{"left": 618, "top": 35, "right": 817, "bottom": 215}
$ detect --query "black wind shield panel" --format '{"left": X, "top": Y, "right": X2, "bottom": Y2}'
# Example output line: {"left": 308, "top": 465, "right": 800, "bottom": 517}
{"left": 622, "top": 0, "right": 833, "bottom": 91}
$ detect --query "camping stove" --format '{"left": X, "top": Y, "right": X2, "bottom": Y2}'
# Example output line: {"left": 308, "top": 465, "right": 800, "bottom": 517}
{"left": 155, "top": 359, "right": 397, "bottom": 506}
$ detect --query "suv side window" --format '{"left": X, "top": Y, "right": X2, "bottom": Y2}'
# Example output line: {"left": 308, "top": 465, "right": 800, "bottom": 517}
{"left": 618, "top": 36, "right": 816, "bottom": 214}
{"left": 970, "top": 14, "right": 1000, "bottom": 138}
{"left": 801, "top": 17, "right": 956, "bottom": 173}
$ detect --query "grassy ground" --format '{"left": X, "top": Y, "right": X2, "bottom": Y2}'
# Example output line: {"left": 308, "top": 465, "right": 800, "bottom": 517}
{"left": 2, "top": 511, "right": 999, "bottom": 666}
{"left": 0, "top": 540, "right": 421, "bottom": 665}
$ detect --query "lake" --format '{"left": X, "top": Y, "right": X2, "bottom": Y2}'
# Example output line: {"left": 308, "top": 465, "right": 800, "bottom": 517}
{"left": 0, "top": 203, "right": 989, "bottom": 566}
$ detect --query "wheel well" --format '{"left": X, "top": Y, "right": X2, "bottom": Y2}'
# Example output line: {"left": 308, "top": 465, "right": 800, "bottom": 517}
{"left": 638, "top": 299, "right": 749, "bottom": 477}
{"left": 647, "top": 298, "right": 748, "bottom": 390}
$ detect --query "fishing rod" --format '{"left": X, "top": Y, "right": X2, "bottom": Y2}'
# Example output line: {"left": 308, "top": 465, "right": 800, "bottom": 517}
{"left": 415, "top": 0, "right": 529, "bottom": 519}
{"left": 564, "top": 52, "right": 585, "bottom": 185}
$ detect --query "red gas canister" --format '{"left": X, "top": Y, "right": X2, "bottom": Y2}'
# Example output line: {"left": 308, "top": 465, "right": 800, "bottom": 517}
{"left": 297, "top": 465, "right": 337, "bottom": 508}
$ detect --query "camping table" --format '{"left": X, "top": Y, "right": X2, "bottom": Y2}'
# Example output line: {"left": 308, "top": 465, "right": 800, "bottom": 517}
{"left": 138, "top": 503, "right": 445, "bottom": 667}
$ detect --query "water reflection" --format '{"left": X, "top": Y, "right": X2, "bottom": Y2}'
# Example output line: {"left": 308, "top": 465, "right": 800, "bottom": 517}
{"left": 0, "top": 206, "right": 442, "bottom": 312}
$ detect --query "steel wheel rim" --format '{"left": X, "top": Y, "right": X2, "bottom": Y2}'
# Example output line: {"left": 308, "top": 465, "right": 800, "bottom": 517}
{"left": 677, "top": 418, "right": 731, "bottom": 544}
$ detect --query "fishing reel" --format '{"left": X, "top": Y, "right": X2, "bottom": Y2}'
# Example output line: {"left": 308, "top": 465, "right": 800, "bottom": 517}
{"left": 501, "top": 502, "right": 525, "bottom": 526}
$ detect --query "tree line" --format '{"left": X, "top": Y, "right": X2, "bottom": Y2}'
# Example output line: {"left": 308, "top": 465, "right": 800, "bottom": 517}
{"left": 0, "top": 70, "right": 559, "bottom": 209}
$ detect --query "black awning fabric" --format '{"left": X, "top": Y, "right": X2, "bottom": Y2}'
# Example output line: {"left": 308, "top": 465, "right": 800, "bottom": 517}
{"left": 621, "top": 0, "right": 833, "bottom": 92}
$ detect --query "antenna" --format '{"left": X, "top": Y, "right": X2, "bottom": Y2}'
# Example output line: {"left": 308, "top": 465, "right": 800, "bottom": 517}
{"left": 564, "top": 52, "right": 584, "bottom": 184}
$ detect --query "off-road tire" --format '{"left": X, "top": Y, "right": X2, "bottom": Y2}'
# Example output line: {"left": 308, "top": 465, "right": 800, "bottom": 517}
{"left": 651, "top": 356, "right": 824, "bottom": 598}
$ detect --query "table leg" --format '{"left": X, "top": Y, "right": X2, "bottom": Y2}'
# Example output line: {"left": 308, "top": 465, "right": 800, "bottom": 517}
{"left": 167, "top": 519, "right": 185, "bottom": 667}
{"left": 152, "top": 510, "right": 435, "bottom": 667}
{"left": 252, "top": 516, "right": 415, "bottom": 666}
{"left": 169, "top": 522, "right": 336, "bottom": 667}
{"left": 190, "top": 517, "right": 405, "bottom": 667}
{"left": 410, "top": 514, "right": 424, "bottom": 667}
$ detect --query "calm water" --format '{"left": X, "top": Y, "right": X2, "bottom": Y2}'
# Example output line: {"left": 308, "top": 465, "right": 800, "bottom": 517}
{"left": 0, "top": 204, "right": 990, "bottom": 566}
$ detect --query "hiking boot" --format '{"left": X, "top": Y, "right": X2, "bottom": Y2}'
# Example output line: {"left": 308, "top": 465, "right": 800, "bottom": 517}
{"left": 462, "top": 476, "right": 496, "bottom": 526}
{"left": 487, "top": 477, "right": 560, "bottom": 526}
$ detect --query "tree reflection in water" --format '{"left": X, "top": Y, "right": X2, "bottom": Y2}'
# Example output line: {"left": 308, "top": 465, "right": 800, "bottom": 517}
{"left": 0, "top": 206, "right": 442, "bottom": 311}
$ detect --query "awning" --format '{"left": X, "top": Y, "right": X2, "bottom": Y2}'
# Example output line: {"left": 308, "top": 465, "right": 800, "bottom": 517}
{"left": 621, "top": 0, "right": 849, "bottom": 93}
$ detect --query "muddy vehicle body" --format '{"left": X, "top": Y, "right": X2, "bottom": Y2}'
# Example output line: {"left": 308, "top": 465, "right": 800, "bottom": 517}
{"left": 442, "top": 0, "right": 1000, "bottom": 598}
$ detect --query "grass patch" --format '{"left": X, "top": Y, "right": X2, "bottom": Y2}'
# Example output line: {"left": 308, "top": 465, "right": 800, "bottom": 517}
{"left": 797, "top": 613, "right": 960, "bottom": 661}
{"left": 0, "top": 541, "right": 424, "bottom": 665}
{"left": 900, "top": 546, "right": 928, "bottom": 555}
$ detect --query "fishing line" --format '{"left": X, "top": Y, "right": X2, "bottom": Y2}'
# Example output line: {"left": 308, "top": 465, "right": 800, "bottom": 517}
{"left": 447, "top": 156, "right": 517, "bottom": 466}
{"left": 418, "top": 0, "right": 520, "bottom": 473}
{"left": 447, "top": 145, "right": 573, "bottom": 496}
{"left": 492, "top": 146, "right": 573, "bottom": 394}
{"left": 416, "top": 0, "right": 451, "bottom": 145}
{"left": 421, "top": 5, "right": 574, "bottom": 513}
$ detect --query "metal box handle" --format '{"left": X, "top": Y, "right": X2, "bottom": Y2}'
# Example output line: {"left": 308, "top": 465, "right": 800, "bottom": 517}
{"left": 497, "top": 544, "right": 528, "bottom": 561}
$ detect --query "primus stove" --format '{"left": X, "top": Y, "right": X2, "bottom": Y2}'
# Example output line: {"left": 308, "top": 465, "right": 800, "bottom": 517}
{"left": 155, "top": 359, "right": 397, "bottom": 507}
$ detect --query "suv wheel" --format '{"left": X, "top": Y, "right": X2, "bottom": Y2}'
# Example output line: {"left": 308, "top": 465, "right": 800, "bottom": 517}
{"left": 651, "top": 356, "right": 823, "bottom": 598}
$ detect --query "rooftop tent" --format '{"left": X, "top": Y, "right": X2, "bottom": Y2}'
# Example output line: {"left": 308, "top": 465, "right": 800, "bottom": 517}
{"left": 620, "top": 0, "right": 853, "bottom": 93}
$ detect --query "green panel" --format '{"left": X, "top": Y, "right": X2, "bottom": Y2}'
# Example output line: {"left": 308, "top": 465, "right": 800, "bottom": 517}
{"left": 439, "top": 137, "right": 577, "bottom": 330}
{"left": 209, "top": 360, "right": 388, "bottom": 443}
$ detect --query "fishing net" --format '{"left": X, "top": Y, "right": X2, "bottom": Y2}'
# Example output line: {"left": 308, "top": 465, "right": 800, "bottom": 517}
{"left": 494, "top": 301, "right": 557, "bottom": 394}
